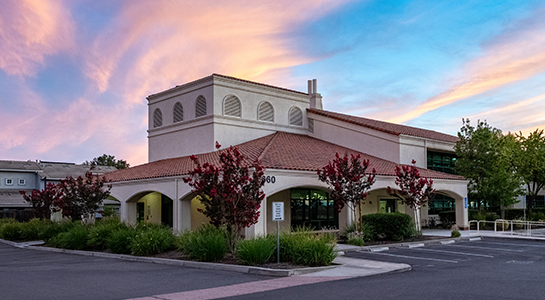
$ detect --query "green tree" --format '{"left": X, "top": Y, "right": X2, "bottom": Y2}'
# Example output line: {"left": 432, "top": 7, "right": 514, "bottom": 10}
{"left": 454, "top": 119, "right": 523, "bottom": 211}
{"left": 85, "top": 154, "right": 129, "bottom": 169}
{"left": 513, "top": 129, "right": 545, "bottom": 213}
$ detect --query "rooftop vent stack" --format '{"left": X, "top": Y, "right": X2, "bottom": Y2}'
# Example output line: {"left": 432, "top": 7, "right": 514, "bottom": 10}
{"left": 308, "top": 79, "right": 323, "bottom": 110}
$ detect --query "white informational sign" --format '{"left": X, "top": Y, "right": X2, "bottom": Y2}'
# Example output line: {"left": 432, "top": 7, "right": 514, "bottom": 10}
{"left": 272, "top": 202, "right": 284, "bottom": 221}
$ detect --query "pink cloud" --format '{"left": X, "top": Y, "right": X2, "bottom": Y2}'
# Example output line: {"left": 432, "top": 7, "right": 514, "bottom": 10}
{"left": 84, "top": 0, "right": 354, "bottom": 100}
{"left": 0, "top": 80, "right": 148, "bottom": 165}
{"left": 387, "top": 6, "right": 545, "bottom": 124}
{"left": 0, "top": 0, "right": 75, "bottom": 76}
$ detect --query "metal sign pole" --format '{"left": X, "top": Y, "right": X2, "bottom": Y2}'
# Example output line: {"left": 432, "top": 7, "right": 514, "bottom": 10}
{"left": 272, "top": 202, "right": 284, "bottom": 265}
{"left": 277, "top": 220, "right": 280, "bottom": 264}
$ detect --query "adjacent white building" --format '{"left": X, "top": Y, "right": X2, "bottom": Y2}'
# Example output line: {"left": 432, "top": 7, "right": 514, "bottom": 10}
{"left": 107, "top": 74, "right": 469, "bottom": 235}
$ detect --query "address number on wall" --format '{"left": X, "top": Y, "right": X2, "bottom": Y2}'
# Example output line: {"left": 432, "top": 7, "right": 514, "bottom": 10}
{"left": 262, "top": 176, "right": 276, "bottom": 184}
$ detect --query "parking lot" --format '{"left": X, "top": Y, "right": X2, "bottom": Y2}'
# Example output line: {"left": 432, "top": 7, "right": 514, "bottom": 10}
{"left": 345, "top": 237, "right": 545, "bottom": 269}
{"left": 232, "top": 238, "right": 545, "bottom": 300}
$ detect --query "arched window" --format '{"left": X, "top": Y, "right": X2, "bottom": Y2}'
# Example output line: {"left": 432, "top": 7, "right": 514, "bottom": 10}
{"left": 195, "top": 96, "right": 207, "bottom": 118}
{"left": 153, "top": 108, "right": 163, "bottom": 128}
{"left": 289, "top": 106, "right": 303, "bottom": 126}
{"left": 173, "top": 102, "right": 184, "bottom": 123}
{"left": 258, "top": 101, "right": 274, "bottom": 122}
{"left": 223, "top": 95, "right": 242, "bottom": 117}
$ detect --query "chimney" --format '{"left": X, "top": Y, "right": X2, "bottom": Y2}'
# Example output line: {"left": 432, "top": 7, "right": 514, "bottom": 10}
{"left": 308, "top": 79, "right": 323, "bottom": 109}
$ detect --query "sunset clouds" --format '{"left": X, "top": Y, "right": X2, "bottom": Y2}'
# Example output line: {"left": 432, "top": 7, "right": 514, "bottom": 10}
{"left": 1, "top": 1, "right": 545, "bottom": 166}
{"left": 388, "top": 5, "right": 545, "bottom": 124}
{"left": 0, "top": 0, "right": 75, "bottom": 76}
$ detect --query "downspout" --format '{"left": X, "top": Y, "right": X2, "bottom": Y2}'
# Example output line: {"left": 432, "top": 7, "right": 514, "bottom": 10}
{"left": 175, "top": 178, "right": 179, "bottom": 232}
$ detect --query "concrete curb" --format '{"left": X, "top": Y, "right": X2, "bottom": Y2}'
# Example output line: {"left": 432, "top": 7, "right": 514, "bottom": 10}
{"left": 0, "top": 238, "right": 339, "bottom": 277}
{"left": 338, "top": 236, "right": 482, "bottom": 253}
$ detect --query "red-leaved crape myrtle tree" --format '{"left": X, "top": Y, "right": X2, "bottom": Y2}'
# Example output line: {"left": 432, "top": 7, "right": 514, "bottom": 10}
{"left": 58, "top": 172, "right": 112, "bottom": 221}
{"left": 20, "top": 183, "right": 63, "bottom": 220}
{"left": 318, "top": 153, "right": 376, "bottom": 232}
{"left": 388, "top": 160, "right": 435, "bottom": 235}
{"left": 183, "top": 142, "right": 265, "bottom": 252}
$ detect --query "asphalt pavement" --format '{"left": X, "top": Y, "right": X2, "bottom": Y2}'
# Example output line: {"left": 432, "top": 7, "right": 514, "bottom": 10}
{"left": 2, "top": 231, "right": 545, "bottom": 299}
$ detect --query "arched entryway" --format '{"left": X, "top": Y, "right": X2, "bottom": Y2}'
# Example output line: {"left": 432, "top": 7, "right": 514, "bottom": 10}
{"left": 128, "top": 191, "right": 174, "bottom": 227}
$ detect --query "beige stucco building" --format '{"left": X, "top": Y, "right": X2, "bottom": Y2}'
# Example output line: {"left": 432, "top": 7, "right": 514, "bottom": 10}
{"left": 107, "top": 74, "right": 468, "bottom": 236}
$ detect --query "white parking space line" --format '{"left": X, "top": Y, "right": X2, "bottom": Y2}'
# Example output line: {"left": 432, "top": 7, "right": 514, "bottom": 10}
{"left": 448, "top": 244, "right": 524, "bottom": 252}
{"left": 360, "top": 251, "right": 459, "bottom": 263}
{"left": 479, "top": 241, "right": 545, "bottom": 248}
{"left": 412, "top": 248, "right": 494, "bottom": 258}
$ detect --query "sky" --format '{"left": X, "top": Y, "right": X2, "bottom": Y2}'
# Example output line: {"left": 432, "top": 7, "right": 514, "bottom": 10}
{"left": 2, "top": 0, "right": 545, "bottom": 166}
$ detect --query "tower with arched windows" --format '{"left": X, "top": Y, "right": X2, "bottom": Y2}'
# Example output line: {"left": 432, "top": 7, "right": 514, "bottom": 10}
{"left": 147, "top": 74, "right": 322, "bottom": 162}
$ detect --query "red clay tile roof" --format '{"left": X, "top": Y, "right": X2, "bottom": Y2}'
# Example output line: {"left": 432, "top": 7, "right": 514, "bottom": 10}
{"left": 106, "top": 132, "right": 464, "bottom": 183}
{"left": 308, "top": 109, "right": 459, "bottom": 143}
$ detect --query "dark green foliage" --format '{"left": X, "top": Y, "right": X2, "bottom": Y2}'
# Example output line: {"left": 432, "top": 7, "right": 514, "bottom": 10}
{"left": 87, "top": 218, "right": 126, "bottom": 250}
{"left": 107, "top": 228, "right": 137, "bottom": 254}
{"left": 0, "top": 222, "right": 23, "bottom": 241}
{"left": 530, "top": 211, "right": 545, "bottom": 221}
{"left": 343, "top": 222, "right": 374, "bottom": 245}
{"left": 49, "top": 224, "right": 90, "bottom": 250}
{"left": 129, "top": 226, "right": 175, "bottom": 256}
{"left": 455, "top": 119, "right": 524, "bottom": 209}
{"left": 177, "top": 225, "right": 228, "bottom": 262}
{"left": 236, "top": 236, "right": 275, "bottom": 265}
{"left": 85, "top": 154, "right": 129, "bottom": 169}
{"left": 40, "top": 220, "right": 76, "bottom": 241}
{"left": 361, "top": 213, "right": 415, "bottom": 241}
{"left": 278, "top": 230, "right": 337, "bottom": 267}
{"left": 451, "top": 230, "right": 461, "bottom": 237}
{"left": 19, "top": 218, "right": 46, "bottom": 240}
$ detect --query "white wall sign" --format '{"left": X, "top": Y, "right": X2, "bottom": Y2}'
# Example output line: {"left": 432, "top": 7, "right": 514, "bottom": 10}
{"left": 272, "top": 202, "right": 284, "bottom": 221}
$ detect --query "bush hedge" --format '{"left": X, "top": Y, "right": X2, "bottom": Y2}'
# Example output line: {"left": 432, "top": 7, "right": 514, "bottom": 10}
{"left": 236, "top": 236, "right": 275, "bottom": 265}
{"left": 361, "top": 213, "right": 415, "bottom": 241}
{"left": 130, "top": 225, "right": 175, "bottom": 256}
{"left": 177, "top": 225, "right": 228, "bottom": 262}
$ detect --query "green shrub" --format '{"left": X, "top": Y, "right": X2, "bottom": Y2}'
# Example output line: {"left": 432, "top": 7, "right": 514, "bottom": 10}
{"left": 17, "top": 218, "right": 45, "bottom": 240}
{"left": 178, "top": 225, "right": 228, "bottom": 262}
{"left": 236, "top": 236, "right": 275, "bottom": 265}
{"left": 49, "top": 224, "right": 90, "bottom": 250}
{"left": 87, "top": 220, "right": 126, "bottom": 250}
{"left": 107, "top": 227, "right": 137, "bottom": 254}
{"left": 343, "top": 222, "right": 374, "bottom": 242}
{"left": 530, "top": 211, "right": 545, "bottom": 222}
{"left": 39, "top": 220, "right": 76, "bottom": 241}
{"left": 451, "top": 230, "right": 461, "bottom": 238}
{"left": 346, "top": 231, "right": 365, "bottom": 246}
{"left": 361, "top": 213, "right": 415, "bottom": 241}
{"left": 286, "top": 235, "right": 337, "bottom": 267}
{"left": 0, "top": 218, "right": 18, "bottom": 228}
{"left": 504, "top": 209, "right": 524, "bottom": 220}
{"left": 130, "top": 226, "right": 175, "bottom": 256}
{"left": 471, "top": 211, "right": 488, "bottom": 229}
{"left": 0, "top": 222, "right": 23, "bottom": 241}
{"left": 277, "top": 228, "right": 337, "bottom": 267}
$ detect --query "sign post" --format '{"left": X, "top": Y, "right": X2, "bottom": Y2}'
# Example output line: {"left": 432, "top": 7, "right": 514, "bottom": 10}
{"left": 272, "top": 202, "right": 284, "bottom": 264}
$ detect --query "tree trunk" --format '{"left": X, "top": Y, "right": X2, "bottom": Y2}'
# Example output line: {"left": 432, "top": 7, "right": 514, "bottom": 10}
{"left": 414, "top": 206, "right": 422, "bottom": 236}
